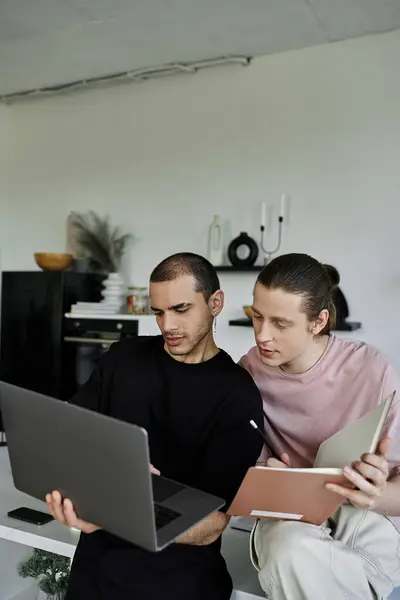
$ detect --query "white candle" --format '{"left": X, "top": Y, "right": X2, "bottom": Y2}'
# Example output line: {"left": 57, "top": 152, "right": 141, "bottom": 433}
{"left": 279, "top": 194, "right": 286, "bottom": 218}
{"left": 261, "top": 202, "right": 266, "bottom": 227}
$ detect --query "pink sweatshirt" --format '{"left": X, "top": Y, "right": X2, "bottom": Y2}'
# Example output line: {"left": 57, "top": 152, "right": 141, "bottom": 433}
{"left": 241, "top": 335, "right": 400, "bottom": 530}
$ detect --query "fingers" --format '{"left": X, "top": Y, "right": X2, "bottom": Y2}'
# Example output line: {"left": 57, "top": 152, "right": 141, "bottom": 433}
{"left": 150, "top": 464, "right": 160, "bottom": 476}
{"left": 351, "top": 458, "right": 388, "bottom": 486}
{"left": 266, "top": 457, "right": 288, "bottom": 468}
{"left": 62, "top": 499, "right": 99, "bottom": 533}
{"left": 328, "top": 441, "right": 391, "bottom": 511}
{"left": 376, "top": 436, "right": 391, "bottom": 459}
{"left": 358, "top": 452, "right": 389, "bottom": 476}
{"left": 45, "top": 493, "right": 55, "bottom": 518}
{"left": 280, "top": 453, "right": 291, "bottom": 467}
{"left": 342, "top": 466, "right": 384, "bottom": 498}
{"left": 63, "top": 498, "right": 79, "bottom": 528}
{"left": 326, "top": 457, "right": 388, "bottom": 510}
{"left": 47, "top": 490, "right": 67, "bottom": 525}
{"left": 45, "top": 491, "right": 99, "bottom": 532}
{"left": 326, "top": 483, "right": 377, "bottom": 509}
{"left": 345, "top": 445, "right": 390, "bottom": 493}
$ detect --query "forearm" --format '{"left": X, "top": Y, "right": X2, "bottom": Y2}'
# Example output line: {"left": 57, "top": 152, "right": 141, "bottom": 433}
{"left": 374, "top": 474, "right": 400, "bottom": 516}
{"left": 176, "top": 511, "right": 230, "bottom": 546}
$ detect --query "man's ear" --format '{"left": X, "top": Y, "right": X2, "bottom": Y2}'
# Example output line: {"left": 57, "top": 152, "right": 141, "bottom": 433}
{"left": 209, "top": 290, "right": 224, "bottom": 317}
{"left": 310, "top": 309, "right": 329, "bottom": 335}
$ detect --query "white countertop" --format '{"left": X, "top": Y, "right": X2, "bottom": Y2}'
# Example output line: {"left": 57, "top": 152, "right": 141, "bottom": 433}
{"left": 0, "top": 448, "right": 262, "bottom": 599}
{"left": 0, "top": 449, "right": 80, "bottom": 557}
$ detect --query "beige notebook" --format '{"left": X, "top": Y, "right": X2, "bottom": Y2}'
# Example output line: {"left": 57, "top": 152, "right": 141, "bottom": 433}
{"left": 227, "top": 392, "right": 395, "bottom": 525}
{"left": 314, "top": 392, "right": 394, "bottom": 469}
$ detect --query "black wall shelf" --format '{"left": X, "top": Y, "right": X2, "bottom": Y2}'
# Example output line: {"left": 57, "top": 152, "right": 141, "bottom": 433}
{"left": 229, "top": 318, "right": 362, "bottom": 332}
{"left": 215, "top": 266, "right": 263, "bottom": 272}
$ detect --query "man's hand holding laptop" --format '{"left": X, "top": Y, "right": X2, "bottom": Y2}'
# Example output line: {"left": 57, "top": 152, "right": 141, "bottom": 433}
{"left": 46, "top": 464, "right": 161, "bottom": 534}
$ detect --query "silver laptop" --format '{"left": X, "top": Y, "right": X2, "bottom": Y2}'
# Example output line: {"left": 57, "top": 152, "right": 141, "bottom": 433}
{"left": 0, "top": 382, "right": 225, "bottom": 552}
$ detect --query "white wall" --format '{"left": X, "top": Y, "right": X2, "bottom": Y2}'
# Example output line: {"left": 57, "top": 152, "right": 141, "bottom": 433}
{"left": 5, "top": 29, "right": 400, "bottom": 365}
{"left": 0, "top": 105, "right": 9, "bottom": 336}
{"left": 0, "top": 105, "right": 8, "bottom": 215}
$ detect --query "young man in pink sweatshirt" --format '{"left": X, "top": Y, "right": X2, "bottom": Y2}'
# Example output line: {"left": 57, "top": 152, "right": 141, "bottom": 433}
{"left": 241, "top": 253, "right": 400, "bottom": 600}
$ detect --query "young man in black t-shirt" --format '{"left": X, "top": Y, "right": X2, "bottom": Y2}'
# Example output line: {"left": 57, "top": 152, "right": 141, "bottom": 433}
{"left": 46, "top": 252, "right": 264, "bottom": 600}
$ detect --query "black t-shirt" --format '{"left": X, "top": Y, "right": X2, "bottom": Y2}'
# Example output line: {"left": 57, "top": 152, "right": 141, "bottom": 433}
{"left": 66, "top": 335, "right": 264, "bottom": 600}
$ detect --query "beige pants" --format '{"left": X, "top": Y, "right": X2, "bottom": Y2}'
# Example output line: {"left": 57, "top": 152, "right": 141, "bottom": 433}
{"left": 250, "top": 506, "right": 400, "bottom": 599}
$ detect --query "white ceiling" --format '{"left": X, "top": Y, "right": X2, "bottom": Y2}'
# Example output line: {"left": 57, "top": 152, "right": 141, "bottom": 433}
{"left": 1, "top": 0, "right": 400, "bottom": 96}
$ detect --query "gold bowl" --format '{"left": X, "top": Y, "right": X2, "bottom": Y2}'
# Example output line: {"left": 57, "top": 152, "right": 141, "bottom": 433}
{"left": 34, "top": 253, "right": 74, "bottom": 271}
{"left": 243, "top": 305, "right": 254, "bottom": 319}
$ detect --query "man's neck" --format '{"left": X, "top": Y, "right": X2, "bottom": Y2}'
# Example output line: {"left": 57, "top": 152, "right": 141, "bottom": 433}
{"left": 164, "top": 333, "right": 220, "bottom": 364}
{"left": 281, "top": 335, "right": 329, "bottom": 374}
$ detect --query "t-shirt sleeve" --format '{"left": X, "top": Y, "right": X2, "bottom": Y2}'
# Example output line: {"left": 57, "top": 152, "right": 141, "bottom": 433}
{"left": 238, "top": 349, "right": 272, "bottom": 463}
{"left": 381, "top": 363, "right": 400, "bottom": 478}
{"left": 194, "top": 373, "right": 264, "bottom": 511}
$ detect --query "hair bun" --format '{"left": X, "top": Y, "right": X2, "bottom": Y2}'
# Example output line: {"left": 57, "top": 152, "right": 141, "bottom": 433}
{"left": 323, "top": 264, "right": 340, "bottom": 289}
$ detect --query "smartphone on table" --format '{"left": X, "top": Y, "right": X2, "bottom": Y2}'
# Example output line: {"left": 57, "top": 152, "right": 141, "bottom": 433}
{"left": 7, "top": 506, "right": 54, "bottom": 525}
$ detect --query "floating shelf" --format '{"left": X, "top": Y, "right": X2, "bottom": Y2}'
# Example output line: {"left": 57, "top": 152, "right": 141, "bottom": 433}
{"left": 335, "top": 321, "right": 362, "bottom": 332}
{"left": 228, "top": 319, "right": 253, "bottom": 327}
{"left": 215, "top": 265, "right": 263, "bottom": 272}
{"left": 229, "top": 318, "right": 362, "bottom": 332}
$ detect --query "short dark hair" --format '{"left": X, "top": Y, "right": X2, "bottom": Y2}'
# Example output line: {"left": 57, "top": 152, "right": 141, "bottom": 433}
{"left": 150, "top": 252, "right": 220, "bottom": 301}
{"left": 256, "top": 253, "right": 340, "bottom": 335}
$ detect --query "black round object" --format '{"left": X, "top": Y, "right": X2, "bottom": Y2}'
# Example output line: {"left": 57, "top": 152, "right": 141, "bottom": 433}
{"left": 228, "top": 232, "right": 259, "bottom": 267}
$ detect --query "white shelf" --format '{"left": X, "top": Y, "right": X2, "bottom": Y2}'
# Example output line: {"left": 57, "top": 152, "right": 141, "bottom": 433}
{"left": 64, "top": 313, "right": 155, "bottom": 320}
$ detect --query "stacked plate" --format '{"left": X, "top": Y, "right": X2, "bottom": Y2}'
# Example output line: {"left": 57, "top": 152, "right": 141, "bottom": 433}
{"left": 69, "top": 302, "right": 119, "bottom": 315}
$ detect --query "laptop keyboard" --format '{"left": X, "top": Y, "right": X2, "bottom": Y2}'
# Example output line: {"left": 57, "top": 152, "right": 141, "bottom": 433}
{"left": 154, "top": 503, "right": 181, "bottom": 530}
{"left": 152, "top": 474, "right": 185, "bottom": 503}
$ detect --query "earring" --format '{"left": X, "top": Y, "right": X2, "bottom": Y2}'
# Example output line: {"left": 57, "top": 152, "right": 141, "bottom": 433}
{"left": 213, "top": 314, "right": 217, "bottom": 336}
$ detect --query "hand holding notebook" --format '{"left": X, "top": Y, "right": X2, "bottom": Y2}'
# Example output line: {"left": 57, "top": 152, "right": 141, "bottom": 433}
{"left": 324, "top": 435, "right": 391, "bottom": 511}
{"left": 227, "top": 392, "right": 395, "bottom": 525}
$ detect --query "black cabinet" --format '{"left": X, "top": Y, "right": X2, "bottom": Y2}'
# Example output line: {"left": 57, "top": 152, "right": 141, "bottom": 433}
{"left": 61, "top": 316, "right": 139, "bottom": 401}
{"left": 0, "top": 271, "right": 104, "bottom": 432}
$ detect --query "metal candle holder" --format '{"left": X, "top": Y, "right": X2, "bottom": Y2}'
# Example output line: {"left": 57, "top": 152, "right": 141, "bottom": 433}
{"left": 260, "top": 216, "right": 284, "bottom": 265}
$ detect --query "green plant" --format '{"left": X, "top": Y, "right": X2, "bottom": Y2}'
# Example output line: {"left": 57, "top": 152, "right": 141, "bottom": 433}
{"left": 68, "top": 210, "right": 133, "bottom": 273}
{"left": 18, "top": 548, "right": 70, "bottom": 600}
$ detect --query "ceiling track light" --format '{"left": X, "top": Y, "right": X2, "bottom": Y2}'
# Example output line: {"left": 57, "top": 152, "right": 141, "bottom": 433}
{"left": 0, "top": 55, "right": 252, "bottom": 104}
